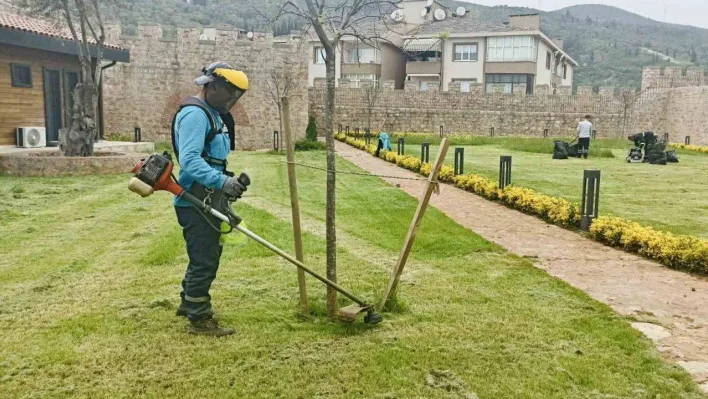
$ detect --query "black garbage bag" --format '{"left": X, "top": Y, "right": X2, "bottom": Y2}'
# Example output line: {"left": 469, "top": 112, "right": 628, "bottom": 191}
{"left": 647, "top": 142, "right": 667, "bottom": 165}
{"left": 567, "top": 143, "right": 580, "bottom": 158}
{"left": 553, "top": 140, "right": 568, "bottom": 159}
{"left": 666, "top": 150, "right": 679, "bottom": 163}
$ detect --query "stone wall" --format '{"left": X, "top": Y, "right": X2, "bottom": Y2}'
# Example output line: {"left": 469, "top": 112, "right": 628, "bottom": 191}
{"left": 310, "top": 80, "right": 635, "bottom": 139}
{"left": 661, "top": 87, "right": 708, "bottom": 145}
{"left": 642, "top": 66, "right": 707, "bottom": 91}
{"left": 102, "top": 25, "right": 309, "bottom": 150}
{"left": 310, "top": 69, "right": 708, "bottom": 145}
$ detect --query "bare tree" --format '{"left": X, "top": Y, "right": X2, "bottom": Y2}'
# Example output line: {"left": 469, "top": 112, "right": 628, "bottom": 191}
{"left": 265, "top": 35, "right": 307, "bottom": 151}
{"left": 16, "top": 0, "right": 111, "bottom": 156}
{"left": 264, "top": 0, "right": 403, "bottom": 317}
{"left": 619, "top": 88, "right": 637, "bottom": 135}
{"left": 362, "top": 81, "right": 382, "bottom": 134}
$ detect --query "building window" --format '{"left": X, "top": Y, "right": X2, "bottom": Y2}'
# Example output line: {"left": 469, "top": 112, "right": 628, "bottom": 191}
{"left": 420, "top": 80, "right": 437, "bottom": 92}
{"left": 343, "top": 74, "right": 379, "bottom": 88}
{"left": 485, "top": 74, "right": 533, "bottom": 94}
{"left": 314, "top": 47, "right": 325, "bottom": 64}
{"left": 346, "top": 47, "right": 380, "bottom": 64}
{"left": 454, "top": 43, "right": 478, "bottom": 62}
{"left": 452, "top": 79, "right": 477, "bottom": 92}
{"left": 487, "top": 36, "right": 535, "bottom": 62}
{"left": 546, "top": 51, "right": 551, "bottom": 70}
{"left": 563, "top": 64, "right": 568, "bottom": 79}
{"left": 11, "top": 64, "right": 32, "bottom": 88}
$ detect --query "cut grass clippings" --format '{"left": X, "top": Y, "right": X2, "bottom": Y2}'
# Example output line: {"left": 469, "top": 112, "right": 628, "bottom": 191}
{"left": 0, "top": 152, "right": 702, "bottom": 398}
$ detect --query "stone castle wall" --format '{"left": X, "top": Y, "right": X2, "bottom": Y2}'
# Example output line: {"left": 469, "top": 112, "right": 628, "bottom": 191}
{"left": 310, "top": 80, "right": 637, "bottom": 139}
{"left": 102, "top": 25, "right": 309, "bottom": 150}
{"left": 641, "top": 66, "right": 707, "bottom": 91}
{"left": 310, "top": 68, "right": 708, "bottom": 145}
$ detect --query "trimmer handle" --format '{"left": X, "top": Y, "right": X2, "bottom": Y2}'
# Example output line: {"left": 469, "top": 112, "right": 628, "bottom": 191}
{"left": 237, "top": 172, "right": 250, "bottom": 188}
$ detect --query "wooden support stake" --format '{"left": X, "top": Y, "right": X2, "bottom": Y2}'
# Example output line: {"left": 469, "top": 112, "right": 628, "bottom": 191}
{"left": 282, "top": 97, "right": 308, "bottom": 313}
{"left": 379, "top": 138, "right": 451, "bottom": 310}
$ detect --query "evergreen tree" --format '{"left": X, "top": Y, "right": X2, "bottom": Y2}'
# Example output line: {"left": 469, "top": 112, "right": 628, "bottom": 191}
{"left": 305, "top": 115, "right": 318, "bottom": 142}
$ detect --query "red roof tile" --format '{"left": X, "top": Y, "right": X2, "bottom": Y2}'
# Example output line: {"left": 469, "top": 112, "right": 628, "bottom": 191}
{"left": 0, "top": 12, "right": 124, "bottom": 50}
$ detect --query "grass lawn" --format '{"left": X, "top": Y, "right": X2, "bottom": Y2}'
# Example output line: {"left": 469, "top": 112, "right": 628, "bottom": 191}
{"left": 399, "top": 138, "right": 708, "bottom": 238}
{"left": 0, "top": 151, "right": 702, "bottom": 398}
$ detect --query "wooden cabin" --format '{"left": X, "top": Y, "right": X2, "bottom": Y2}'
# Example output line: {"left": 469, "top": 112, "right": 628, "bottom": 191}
{"left": 0, "top": 13, "right": 129, "bottom": 146}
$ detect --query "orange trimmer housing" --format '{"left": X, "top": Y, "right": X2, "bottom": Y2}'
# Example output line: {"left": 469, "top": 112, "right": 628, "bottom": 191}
{"left": 132, "top": 153, "right": 184, "bottom": 196}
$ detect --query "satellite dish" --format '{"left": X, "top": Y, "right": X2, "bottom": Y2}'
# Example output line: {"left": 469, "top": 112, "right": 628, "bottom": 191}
{"left": 246, "top": 31, "right": 254, "bottom": 40}
{"left": 421, "top": 8, "right": 428, "bottom": 18}
{"left": 434, "top": 9, "right": 446, "bottom": 21}
{"left": 456, "top": 7, "right": 466, "bottom": 17}
{"left": 426, "top": 0, "right": 434, "bottom": 6}
{"left": 390, "top": 9, "right": 404, "bottom": 22}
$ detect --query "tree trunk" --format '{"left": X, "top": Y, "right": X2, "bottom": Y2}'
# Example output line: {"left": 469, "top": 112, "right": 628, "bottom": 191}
{"left": 277, "top": 101, "right": 284, "bottom": 151}
{"left": 324, "top": 55, "right": 337, "bottom": 318}
{"left": 60, "top": 81, "right": 97, "bottom": 157}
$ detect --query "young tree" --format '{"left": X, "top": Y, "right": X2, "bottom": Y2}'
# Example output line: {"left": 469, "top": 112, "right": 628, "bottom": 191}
{"left": 17, "top": 0, "right": 111, "bottom": 156}
{"left": 265, "top": 0, "right": 402, "bottom": 317}
{"left": 362, "top": 80, "right": 382, "bottom": 135}
{"left": 265, "top": 34, "right": 307, "bottom": 151}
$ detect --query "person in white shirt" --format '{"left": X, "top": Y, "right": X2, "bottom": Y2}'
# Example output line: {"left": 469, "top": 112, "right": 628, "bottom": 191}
{"left": 576, "top": 115, "right": 593, "bottom": 159}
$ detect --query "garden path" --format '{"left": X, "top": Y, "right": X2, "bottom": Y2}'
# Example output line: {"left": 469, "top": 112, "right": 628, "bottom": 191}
{"left": 336, "top": 141, "right": 708, "bottom": 390}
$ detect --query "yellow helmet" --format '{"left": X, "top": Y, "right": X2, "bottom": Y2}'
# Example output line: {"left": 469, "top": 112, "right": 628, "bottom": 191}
{"left": 214, "top": 68, "right": 249, "bottom": 91}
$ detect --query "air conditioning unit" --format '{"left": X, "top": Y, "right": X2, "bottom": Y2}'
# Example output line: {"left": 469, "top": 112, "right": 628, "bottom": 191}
{"left": 16, "top": 127, "right": 47, "bottom": 148}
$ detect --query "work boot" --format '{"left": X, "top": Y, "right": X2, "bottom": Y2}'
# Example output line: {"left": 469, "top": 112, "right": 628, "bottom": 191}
{"left": 188, "top": 317, "right": 235, "bottom": 337}
{"left": 176, "top": 306, "right": 188, "bottom": 318}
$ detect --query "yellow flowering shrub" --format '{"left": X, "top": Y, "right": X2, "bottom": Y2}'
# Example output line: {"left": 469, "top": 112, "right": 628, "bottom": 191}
{"left": 438, "top": 165, "right": 455, "bottom": 182}
{"left": 668, "top": 143, "right": 708, "bottom": 154}
{"left": 454, "top": 174, "right": 501, "bottom": 200}
{"left": 397, "top": 155, "right": 422, "bottom": 172}
{"left": 383, "top": 151, "right": 398, "bottom": 163}
{"left": 419, "top": 163, "right": 432, "bottom": 177}
{"left": 590, "top": 216, "right": 708, "bottom": 273}
{"left": 499, "top": 186, "right": 580, "bottom": 227}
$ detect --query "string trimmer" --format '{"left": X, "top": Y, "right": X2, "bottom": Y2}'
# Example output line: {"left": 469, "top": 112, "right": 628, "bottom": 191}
{"left": 127, "top": 152, "right": 382, "bottom": 325}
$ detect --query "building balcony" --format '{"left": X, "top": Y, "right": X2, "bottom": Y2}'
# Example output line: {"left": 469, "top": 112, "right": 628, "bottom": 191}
{"left": 341, "top": 62, "right": 382, "bottom": 76}
{"left": 406, "top": 61, "right": 441, "bottom": 76}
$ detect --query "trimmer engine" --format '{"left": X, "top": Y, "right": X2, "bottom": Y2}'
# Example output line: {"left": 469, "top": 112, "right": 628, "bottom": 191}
{"left": 135, "top": 152, "right": 172, "bottom": 187}
{"left": 128, "top": 152, "right": 184, "bottom": 198}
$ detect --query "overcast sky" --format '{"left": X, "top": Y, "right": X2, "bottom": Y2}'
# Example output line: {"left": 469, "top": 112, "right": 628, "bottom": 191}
{"left": 460, "top": 0, "right": 708, "bottom": 29}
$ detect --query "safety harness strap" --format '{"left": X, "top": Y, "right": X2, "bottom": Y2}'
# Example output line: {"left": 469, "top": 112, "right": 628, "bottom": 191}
{"left": 170, "top": 97, "right": 234, "bottom": 168}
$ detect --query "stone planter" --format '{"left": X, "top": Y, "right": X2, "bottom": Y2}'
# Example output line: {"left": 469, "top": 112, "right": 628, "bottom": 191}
{"left": 0, "top": 150, "right": 146, "bottom": 177}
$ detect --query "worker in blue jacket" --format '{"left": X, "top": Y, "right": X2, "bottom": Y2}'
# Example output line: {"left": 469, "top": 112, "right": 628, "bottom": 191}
{"left": 170, "top": 62, "right": 249, "bottom": 336}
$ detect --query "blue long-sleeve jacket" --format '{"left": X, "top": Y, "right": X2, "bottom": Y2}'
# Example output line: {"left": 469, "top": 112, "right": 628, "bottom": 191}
{"left": 173, "top": 97, "right": 231, "bottom": 207}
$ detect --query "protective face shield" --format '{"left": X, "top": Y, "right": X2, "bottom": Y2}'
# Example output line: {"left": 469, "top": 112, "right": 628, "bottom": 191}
{"left": 195, "top": 63, "right": 249, "bottom": 114}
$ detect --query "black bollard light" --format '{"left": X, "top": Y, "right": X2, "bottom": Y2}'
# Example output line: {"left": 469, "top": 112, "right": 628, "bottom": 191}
{"left": 273, "top": 131, "right": 280, "bottom": 152}
{"left": 454, "top": 147, "right": 464, "bottom": 175}
{"left": 398, "top": 137, "right": 405, "bottom": 156}
{"left": 338, "top": 124, "right": 342, "bottom": 134}
{"left": 580, "top": 170, "right": 601, "bottom": 231}
{"left": 490, "top": 127, "right": 495, "bottom": 138}
{"left": 499, "top": 156, "right": 512, "bottom": 189}
{"left": 543, "top": 128, "right": 549, "bottom": 138}
{"left": 440, "top": 125, "right": 444, "bottom": 138}
{"left": 421, "top": 143, "right": 430, "bottom": 163}
{"left": 685, "top": 136, "right": 691, "bottom": 145}
{"left": 346, "top": 126, "right": 350, "bottom": 136}
{"left": 134, "top": 127, "right": 142, "bottom": 143}
{"left": 663, "top": 133, "right": 669, "bottom": 141}
{"left": 355, "top": 127, "right": 360, "bottom": 138}
{"left": 364, "top": 129, "right": 371, "bottom": 145}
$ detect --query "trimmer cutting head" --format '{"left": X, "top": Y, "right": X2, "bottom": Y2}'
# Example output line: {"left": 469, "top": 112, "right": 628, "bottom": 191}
{"left": 338, "top": 304, "right": 383, "bottom": 325}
